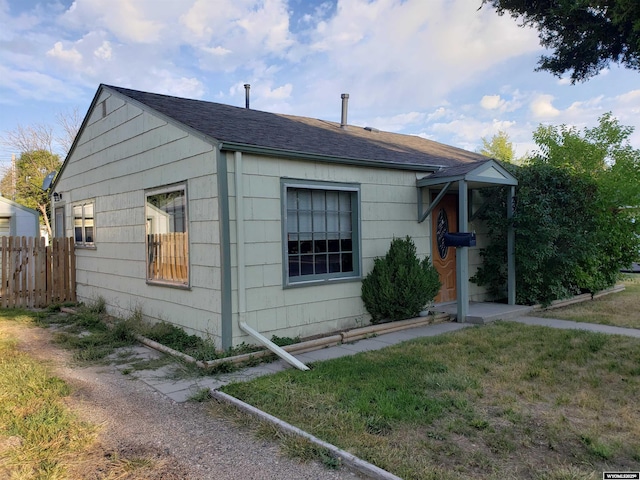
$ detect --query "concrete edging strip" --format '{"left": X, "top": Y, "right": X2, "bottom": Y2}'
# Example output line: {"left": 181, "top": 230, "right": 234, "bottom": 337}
{"left": 211, "top": 390, "right": 402, "bottom": 480}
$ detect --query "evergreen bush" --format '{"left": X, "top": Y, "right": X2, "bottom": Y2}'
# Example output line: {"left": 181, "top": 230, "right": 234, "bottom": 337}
{"left": 361, "top": 236, "right": 441, "bottom": 323}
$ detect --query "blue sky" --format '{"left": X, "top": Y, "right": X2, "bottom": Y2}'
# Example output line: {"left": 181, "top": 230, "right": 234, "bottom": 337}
{"left": 1, "top": 0, "right": 640, "bottom": 168}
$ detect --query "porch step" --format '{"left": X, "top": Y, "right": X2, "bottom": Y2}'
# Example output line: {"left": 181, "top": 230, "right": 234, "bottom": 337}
{"left": 434, "top": 302, "right": 534, "bottom": 324}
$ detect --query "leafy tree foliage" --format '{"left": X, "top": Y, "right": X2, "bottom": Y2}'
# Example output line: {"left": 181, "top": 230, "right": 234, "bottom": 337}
{"left": 532, "top": 112, "right": 640, "bottom": 210}
{"left": 482, "top": 0, "right": 640, "bottom": 82}
{"left": 478, "top": 130, "right": 516, "bottom": 163}
{"left": 478, "top": 130, "right": 530, "bottom": 164}
{"left": 0, "top": 150, "right": 61, "bottom": 237}
{"left": 472, "top": 114, "right": 640, "bottom": 305}
{"left": 362, "top": 236, "right": 441, "bottom": 323}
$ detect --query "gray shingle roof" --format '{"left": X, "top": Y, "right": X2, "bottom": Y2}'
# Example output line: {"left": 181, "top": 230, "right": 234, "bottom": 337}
{"left": 426, "top": 159, "right": 492, "bottom": 179}
{"left": 105, "top": 84, "right": 487, "bottom": 169}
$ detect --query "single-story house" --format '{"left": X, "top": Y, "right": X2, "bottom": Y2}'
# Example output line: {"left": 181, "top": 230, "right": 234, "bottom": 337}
{"left": 0, "top": 196, "right": 40, "bottom": 238}
{"left": 50, "top": 84, "right": 517, "bottom": 351}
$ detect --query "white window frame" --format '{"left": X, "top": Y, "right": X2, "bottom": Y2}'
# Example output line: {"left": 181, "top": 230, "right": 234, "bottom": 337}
{"left": 73, "top": 201, "right": 95, "bottom": 247}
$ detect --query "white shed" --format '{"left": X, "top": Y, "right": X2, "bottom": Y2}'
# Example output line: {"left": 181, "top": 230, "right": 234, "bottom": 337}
{"left": 0, "top": 196, "right": 40, "bottom": 238}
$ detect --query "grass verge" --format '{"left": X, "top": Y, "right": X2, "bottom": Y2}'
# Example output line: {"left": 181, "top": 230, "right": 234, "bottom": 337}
{"left": 0, "top": 309, "right": 196, "bottom": 478}
{"left": 220, "top": 321, "right": 640, "bottom": 479}
{"left": 0, "top": 310, "right": 96, "bottom": 478}
{"left": 540, "top": 275, "right": 640, "bottom": 328}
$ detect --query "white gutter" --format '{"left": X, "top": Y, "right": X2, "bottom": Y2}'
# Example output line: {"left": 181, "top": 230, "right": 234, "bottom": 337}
{"left": 233, "top": 151, "right": 309, "bottom": 371}
{"left": 235, "top": 150, "right": 247, "bottom": 320}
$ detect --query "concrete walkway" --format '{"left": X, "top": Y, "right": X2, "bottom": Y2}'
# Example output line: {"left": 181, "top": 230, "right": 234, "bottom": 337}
{"left": 513, "top": 316, "right": 640, "bottom": 338}
{"left": 120, "top": 316, "right": 640, "bottom": 403}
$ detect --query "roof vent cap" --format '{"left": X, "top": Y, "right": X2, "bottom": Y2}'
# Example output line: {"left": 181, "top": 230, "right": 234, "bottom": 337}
{"left": 340, "top": 93, "right": 349, "bottom": 129}
{"left": 364, "top": 126, "right": 379, "bottom": 133}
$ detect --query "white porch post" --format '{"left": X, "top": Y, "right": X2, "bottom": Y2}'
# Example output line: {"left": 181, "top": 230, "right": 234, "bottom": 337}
{"left": 507, "top": 185, "right": 516, "bottom": 305}
{"left": 456, "top": 179, "right": 469, "bottom": 322}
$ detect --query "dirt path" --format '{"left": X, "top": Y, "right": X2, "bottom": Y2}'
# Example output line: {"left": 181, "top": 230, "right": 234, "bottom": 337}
{"left": 10, "top": 322, "right": 362, "bottom": 479}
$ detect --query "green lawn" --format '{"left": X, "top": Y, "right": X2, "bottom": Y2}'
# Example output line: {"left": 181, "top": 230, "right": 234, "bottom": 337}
{"left": 220, "top": 321, "right": 640, "bottom": 479}
{"left": 540, "top": 275, "right": 640, "bottom": 328}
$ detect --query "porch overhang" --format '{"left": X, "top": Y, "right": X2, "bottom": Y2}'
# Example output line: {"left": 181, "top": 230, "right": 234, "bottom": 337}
{"left": 415, "top": 159, "right": 518, "bottom": 323}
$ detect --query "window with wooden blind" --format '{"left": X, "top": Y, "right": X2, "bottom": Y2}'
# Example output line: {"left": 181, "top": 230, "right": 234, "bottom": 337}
{"left": 145, "top": 184, "right": 189, "bottom": 286}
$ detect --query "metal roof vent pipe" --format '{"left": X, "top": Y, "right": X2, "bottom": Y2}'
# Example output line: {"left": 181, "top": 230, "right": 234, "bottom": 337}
{"left": 340, "top": 93, "right": 349, "bottom": 129}
{"left": 244, "top": 84, "right": 250, "bottom": 109}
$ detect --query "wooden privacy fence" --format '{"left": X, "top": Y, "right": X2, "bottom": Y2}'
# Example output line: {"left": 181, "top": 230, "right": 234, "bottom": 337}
{"left": 1, "top": 236, "right": 76, "bottom": 308}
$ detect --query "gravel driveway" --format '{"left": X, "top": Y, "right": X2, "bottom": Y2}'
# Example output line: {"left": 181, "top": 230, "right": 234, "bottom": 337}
{"left": 14, "top": 324, "right": 364, "bottom": 479}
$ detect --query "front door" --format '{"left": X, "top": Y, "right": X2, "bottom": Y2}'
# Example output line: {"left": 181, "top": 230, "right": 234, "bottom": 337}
{"left": 431, "top": 194, "right": 457, "bottom": 302}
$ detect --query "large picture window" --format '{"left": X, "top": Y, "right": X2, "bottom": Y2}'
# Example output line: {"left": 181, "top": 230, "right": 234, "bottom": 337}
{"left": 73, "top": 202, "right": 94, "bottom": 246}
{"left": 146, "top": 185, "right": 189, "bottom": 286}
{"left": 283, "top": 180, "right": 360, "bottom": 285}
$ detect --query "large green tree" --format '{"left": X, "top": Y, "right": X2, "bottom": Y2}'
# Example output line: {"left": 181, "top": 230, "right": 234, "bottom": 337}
{"left": 0, "top": 150, "right": 62, "bottom": 238}
{"left": 482, "top": 0, "right": 640, "bottom": 82}
{"left": 472, "top": 114, "right": 640, "bottom": 305}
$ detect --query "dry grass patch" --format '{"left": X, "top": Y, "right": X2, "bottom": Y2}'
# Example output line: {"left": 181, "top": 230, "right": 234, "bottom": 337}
{"left": 0, "top": 310, "right": 192, "bottom": 480}
{"left": 221, "top": 322, "right": 640, "bottom": 479}
{"left": 540, "top": 275, "right": 640, "bottom": 328}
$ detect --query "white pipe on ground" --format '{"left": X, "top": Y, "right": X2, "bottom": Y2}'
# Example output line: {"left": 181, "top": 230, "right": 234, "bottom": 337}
{"left": 239, "top": 322, "right": 310, "bottom": 371}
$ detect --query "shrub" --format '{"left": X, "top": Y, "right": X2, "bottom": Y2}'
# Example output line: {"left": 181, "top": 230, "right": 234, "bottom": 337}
{"left": 361, "top": 236, "right": 441, "bottom": 323}
{"left": 471, "top": 162, "right": 640, "bottom": 305}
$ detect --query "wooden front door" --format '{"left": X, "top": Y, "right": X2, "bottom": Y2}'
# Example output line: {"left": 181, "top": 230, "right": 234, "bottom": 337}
{"left": 432, "top": 194, "right": 457, "bottom": 302}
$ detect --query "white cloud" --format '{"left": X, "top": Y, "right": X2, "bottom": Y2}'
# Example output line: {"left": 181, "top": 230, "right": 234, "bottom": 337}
{"left": 479, "top": 91, "right": 526, "bottom": 114}
{"left": 430, "top": 116, "right": 517, "bottom": 143}
{"left": 262, "top": 83, "right": 293, "bottom": 101}
{"left": 60, "top": 0, "right": 171, "bottom": 44}
{"left": 93, "top": 41, "right": 112, "bottom": 60}
{"left": 367, "top": 111, "right": 427, "bottom": 132}
{"left": 615, "top": 89, "right": 640, "bottom": 105}
{"left": 427, "top": 107, "right": 449, "bottom": 122}
{"left": 47, "top": 41, "right": 83, "bottom": 65}
{"left": 481, "top": 95, "right": 505, "bottom": 110}
{"left": 149, "top": 71, "right": 205, "bottom": 99}
{"left": 295, "top": 0, "right": 542, "bottom": 114}
{"left": 530, "top": 94, "right": 561, "bottom": 119}
{"left": 201, "top": 46, "right": 232, "bottom": 56}
{"left": 0, "top": 64, "right": 85, "bottom": 102}
{"left": 179, "top": 0, "right": 294, "bottom": 71}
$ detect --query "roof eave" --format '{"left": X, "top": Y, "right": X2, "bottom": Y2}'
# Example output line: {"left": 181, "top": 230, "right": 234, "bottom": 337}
{"left": 219, "top": 141, "right": 443, "bottom": 172}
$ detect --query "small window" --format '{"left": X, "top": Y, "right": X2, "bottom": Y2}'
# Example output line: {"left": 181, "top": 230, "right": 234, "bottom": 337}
{"left": 146, "top": 184, "right": 189, "bottom": 286}
{"left": 73, "top": 202, "right": 94, "bottom": 246}
{"left": 0, "top": 217, "right": 10, "bottom": 237}
{"left": 283, "top": 180, "right": 360, "bottom": 286}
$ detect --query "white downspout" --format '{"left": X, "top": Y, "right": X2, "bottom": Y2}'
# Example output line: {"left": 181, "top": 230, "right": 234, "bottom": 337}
{"left": 233, "top": 151, "right": 309, "bottom": 371}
